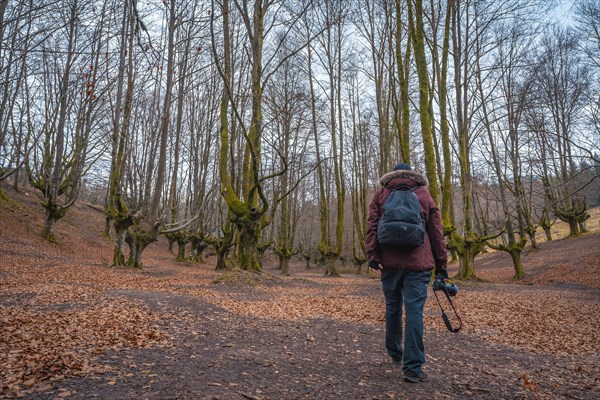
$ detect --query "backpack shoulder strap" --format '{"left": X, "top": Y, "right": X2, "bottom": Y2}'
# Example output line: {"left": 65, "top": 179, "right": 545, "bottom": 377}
{"left": 394, "top": 184, "right": 417, "bottom": 192}
{"left": 384, "top": 185, "right": 419, "bottom": 196}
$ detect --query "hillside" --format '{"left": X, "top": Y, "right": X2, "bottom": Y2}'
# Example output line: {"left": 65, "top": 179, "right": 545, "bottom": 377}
{"left": 1, "top": 185, "right": 599, "bottom": 399}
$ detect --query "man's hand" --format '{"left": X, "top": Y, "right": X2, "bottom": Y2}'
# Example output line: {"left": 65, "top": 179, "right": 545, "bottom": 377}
{"left": 369, "top": 260, "right": 382, "bottom": 277}
{"left": 435, "top": 269, "right": 449, "bottom": 281}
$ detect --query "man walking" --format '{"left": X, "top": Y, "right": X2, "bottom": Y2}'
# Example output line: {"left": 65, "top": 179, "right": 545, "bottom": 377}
{"left": 365, "top": 163, "right": 448, "bottom": 383}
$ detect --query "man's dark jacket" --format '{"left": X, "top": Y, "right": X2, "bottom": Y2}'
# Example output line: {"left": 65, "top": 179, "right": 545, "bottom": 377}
{"left": 366, "top": 169, "right": 447, "bottom": 272}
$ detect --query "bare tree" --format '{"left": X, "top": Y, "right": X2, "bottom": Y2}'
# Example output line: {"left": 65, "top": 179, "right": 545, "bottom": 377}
{"left": 25, "top": 0, "right": 107, "bottom": 241}
{"left": 528, "top": 27, "right": 591, "bottom": 237}
{"left": 105, "top": 0, "right": 139, "bottom": 266}
{"left": 346, "top": 68, "right": 371, "bottom": 274}
{"left": 212, "top": 0, "right": 319, "bottom": 271}
{"left": 474, "top": 14, "right": 543, "bottom": 278}
{"left": 447, "top": 0, "right": 533, "bottom": 279}
{"left": 0, "top": 0, "right": 40, "bottom": 188}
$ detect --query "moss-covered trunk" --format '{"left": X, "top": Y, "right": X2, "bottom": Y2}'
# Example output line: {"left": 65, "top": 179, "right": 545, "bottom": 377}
{"left": 277, "top": 249, "right": 291, "bottom": 273}
{"left": 190, "top": 237, "right": 208, "bottom": 263}
{"left": 354, "top": 256, "right": 366, "bottom": 275}
{"left": 42, "top": 215, "right": 57, "bottom": 242}
{"left": 237, "top": 221, "right": 261, "bottom": 272}
{"left": 41, "top": 199, "right": 65, "bottom": 242}
{"left": 112, "top": 215, "right": 133, "bottom": 267}
{"left": 578, "top": 219, "right": 588, "bottom": 234}
{"left": 509, "top": 247, "right": 525, "bottom": 280}
{"left": 408, "top": 0, "right": 439, "bottom": 204}
{"left": 205, "top": 220, "right": 234, "bottom": 272}
{"left": 215, "top": 253, "right": 227, "bottom": 270}
{"left": 303, "top": 253, "right": 310, "bottom": 269}
{"left": 452, "top": 233, "right": 481, "bottom": 280}
{"left": 567, "top": 218, "right": 580, "bottom": 238}
{"left": 275, "top": 245, "right": 293, "bottom": 275}
{"left": 324, "top": 253, "right": 340, "bottom": 277}
{"left": 543, "top": 226, "right": 552, "bottom": 242}
{"left": 126, "top": 240, "right": 150, "bottom": 269}
{"left": 395, "top": 0, "right": 411, "bottom": 164}
{"left": 112, "top": 228, "right": 126, "bottom": 266}
{"left": 214, "top": 0, "right": 274, "bottom": 272}
{"left": 526, "top": 226, "right": 539, "bottom": 249}
{"left": 176, "top": 236, "right": 187, "bottom": 262}
{"left": 106, "top": 0, "right": 136, "bottom": 266}
{"left": 125, "top": 224, "right": 159, "bottom": 269}
{"left": 459, "top": 248, "right": 476, "bottom": 280}
{"left": 167, "top": 235, "right": 175, "bottom": 253}
{"left": 438, "top": 1, "right": 454, "bottom": 233}
{"left": 280, "top": 256, "right": 290, "bottom": 276}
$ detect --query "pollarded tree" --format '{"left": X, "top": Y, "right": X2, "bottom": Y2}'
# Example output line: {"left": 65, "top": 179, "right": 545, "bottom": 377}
{"left": 474, "top": 14, "right": 543, "bottom": 279}
{"left": 447, "top": 0, "right": 529, "bottom": 280}
{"left": 306, "top": 0, "right": 348, "bottom": 276}
{"left": 186, "top": 66, "right": 221, "bottom": 264}
{"left": 530, "top": 26, "right": 591, "bottom": 238}
{"left": 264, "top": 41, "right": 312, "bottom": 275}
{"left": 212, "top": 0, "right": 319, "bottom": 271}
{"left": 26, "top": 0, "right": 109, "bottom": 241}
{"left": 451, "top": 0, "right": 552, "bottom": 279}
{"left": 122, "top": 0, "right": 205, "bottom": 268}
{"left": 164, "top": 0, "right": 207, "bottom": 263}
{"left": 105, "top": 0, "right": 140, "bottom": 266}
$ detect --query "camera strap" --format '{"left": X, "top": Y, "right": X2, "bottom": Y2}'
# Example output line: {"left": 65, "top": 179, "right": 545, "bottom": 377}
{"left": 433, "top": 289, "right": 462, "bottom": 333}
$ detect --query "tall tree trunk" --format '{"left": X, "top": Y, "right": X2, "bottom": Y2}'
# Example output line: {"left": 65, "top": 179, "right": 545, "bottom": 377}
{"left": 42, "top": 2, "right": 78, "bottom": 241}
{"left": 475, "top": 29, "right": 526, "bottom": 280}
{"left": 307, "top": 39, "right": 330, "bottom": 274}
{"left": 107, "top": 0, "right": 136, "bottom": 266}
{"left": 437, "top": 0, "right": 454, "bottom": 232}
{"left": 408, "top": 0, "right": 439, "bottom": 204}
{"left": 330, "top": 15, "right": 346, "bottom": 277}
{"left": 126, "top": 1, "right": 177, "bottom": 267}
{"left": 149, "top": 1, "right": 176, "bottom": 223}
{"left": 349, "top": 75, "right": 368, "bottom": 275}
{"left": 450, "top": 0, "right": 480, "bottom": 280}
{"left": 395, "top": 0, "right": 411, "bottom": 164}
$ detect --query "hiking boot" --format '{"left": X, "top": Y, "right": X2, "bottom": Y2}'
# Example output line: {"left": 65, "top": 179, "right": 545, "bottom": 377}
{"left": 403, "top": 370, "right": 427, "bottom": 383}
{"left": 390, "top": 356, "right": 402, "bottom": 366}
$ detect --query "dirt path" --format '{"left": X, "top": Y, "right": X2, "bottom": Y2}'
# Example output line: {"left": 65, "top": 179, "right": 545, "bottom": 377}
{"left": 18, "top": 282, "right": 598, "bottom": 400}
{"left": 1, "top": 188, "right": 599, "bottom": 399}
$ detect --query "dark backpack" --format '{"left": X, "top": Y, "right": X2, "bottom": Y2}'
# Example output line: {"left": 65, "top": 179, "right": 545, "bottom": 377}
{"left": 377, "top": 186, "right": 425, "bottom": 248}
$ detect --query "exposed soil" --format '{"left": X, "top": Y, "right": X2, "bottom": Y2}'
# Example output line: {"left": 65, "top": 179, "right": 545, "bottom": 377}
{"left": 1, "top": 186, "right": 599, "bottom": 399}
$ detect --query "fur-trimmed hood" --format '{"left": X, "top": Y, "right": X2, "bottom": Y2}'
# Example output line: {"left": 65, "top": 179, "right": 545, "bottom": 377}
{"left": 379, "top": 169, "right": 428, "bottom": 187}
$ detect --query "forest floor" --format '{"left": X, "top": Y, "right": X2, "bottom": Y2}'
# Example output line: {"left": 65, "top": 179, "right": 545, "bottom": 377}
{"left": 1, "top": 185, "right": 599, "bottom": 400}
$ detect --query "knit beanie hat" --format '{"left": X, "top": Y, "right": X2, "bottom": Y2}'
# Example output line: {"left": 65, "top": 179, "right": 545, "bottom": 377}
{"left": 393, "top": 162, "right": 412, "bottom": 171}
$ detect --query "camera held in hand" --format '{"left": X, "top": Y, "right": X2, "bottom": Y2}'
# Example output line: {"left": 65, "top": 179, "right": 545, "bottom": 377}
{"left": 432, "top": 274, "right": 458, "bottom": 297}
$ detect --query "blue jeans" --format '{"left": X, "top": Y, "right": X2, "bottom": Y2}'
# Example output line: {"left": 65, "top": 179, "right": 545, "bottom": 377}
{"left": 381, "top": 269, "right": 431, "bottom": 374}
